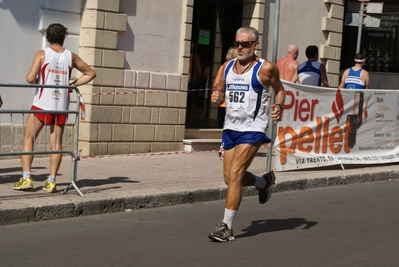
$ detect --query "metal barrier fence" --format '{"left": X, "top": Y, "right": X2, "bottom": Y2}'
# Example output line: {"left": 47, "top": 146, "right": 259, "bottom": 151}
{"left": 0, "top": 83, "right": 84, "bottom": 197}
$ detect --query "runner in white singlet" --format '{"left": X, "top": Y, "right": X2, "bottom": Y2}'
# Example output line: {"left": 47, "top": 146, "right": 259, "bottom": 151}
{"left": 209, "top": 27, "right": 286, "bottom": 242}
{"left": 32, "top": 47, "right": 72, "bottom": 112}
{"left": 223, "top": 58, "right": 270, "bottom": 133}
{"left": 13, "top": 23, "right": 96, "bottom": 193}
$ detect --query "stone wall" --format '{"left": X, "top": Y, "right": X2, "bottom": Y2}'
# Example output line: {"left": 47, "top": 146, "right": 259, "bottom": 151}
{"left": 77, "top": 0, "right": 186, "bottom": 156}
{"left": 321, "top": 0, "right": 345, "bottom": 87}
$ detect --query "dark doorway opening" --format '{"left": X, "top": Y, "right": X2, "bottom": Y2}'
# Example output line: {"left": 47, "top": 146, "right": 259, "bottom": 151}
{"left": 340, "top": 0, "right": 399, "bottom": 73}
{"left": 186, "top": 0, "right": 242, "bottom": 129}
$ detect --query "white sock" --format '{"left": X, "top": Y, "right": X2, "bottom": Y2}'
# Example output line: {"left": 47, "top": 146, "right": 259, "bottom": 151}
{"left": 47, "top": 176, "right": 56, "bottom": 182}
{"left": 222, "top": 208, "right": 237, "bottom": 230}
{"left": 23, "top": 172, "right": 31, "bottom": 179}
{"left": 254, "top": 175, "right": 266, "bottom": 189}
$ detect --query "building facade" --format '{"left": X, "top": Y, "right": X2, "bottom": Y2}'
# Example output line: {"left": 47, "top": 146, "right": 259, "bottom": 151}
{"left": 0, "top": 0, "right": 397, "bottom": 156}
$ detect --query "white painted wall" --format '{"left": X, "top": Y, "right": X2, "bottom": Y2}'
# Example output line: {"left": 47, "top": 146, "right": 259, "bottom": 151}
{"left": 0, "top": 0, "right": 82, "bottom": 113}
{"left": 263, "top": 0, "right": 329, "bottom": 64}
{"left": 118, "top": 0, "right": 183, "bottom": 73}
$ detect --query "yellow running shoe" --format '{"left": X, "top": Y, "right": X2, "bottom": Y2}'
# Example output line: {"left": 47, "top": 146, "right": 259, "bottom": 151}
{"left": 13, "top": 177, "right": 33, "bottom": 190}
{"left": 42, "top": 181, "right": 57, "bottom": 193}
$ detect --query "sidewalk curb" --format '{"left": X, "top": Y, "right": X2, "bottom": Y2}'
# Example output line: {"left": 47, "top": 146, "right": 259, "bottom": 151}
{"left": 0, "top": 171, "right": 395, "bottom": 226}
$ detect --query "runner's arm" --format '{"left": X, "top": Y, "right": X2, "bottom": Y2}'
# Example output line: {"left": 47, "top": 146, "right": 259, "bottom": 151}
{"left": 320, "top": 64, "right": 329, "bottom": 87}
{"left": 26, "top": 50, "right": 45, "bottom": 84}
{"left": 338, "top": 68, "right": 349, "bottom": 89}
{"left": 362, "top": 70, "right": 370, "bottom": 89}
{"left": 71, "top": 53, "right": 96, "bottom": 86}
{"left": 267, "top": 63, "right": 286, "bottom": 121}
{"left": 211, "top": 63, "right": 226, "bottom": 106}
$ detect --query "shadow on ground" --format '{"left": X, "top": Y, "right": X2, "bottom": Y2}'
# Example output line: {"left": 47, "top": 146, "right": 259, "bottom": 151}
{"left": 235, "top": 218, "right": 318, "bottom": 239}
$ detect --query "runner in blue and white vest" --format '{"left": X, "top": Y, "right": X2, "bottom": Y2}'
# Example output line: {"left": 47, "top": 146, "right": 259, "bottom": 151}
{"left": 338, "top": 53, "right": 369, "bottom": 89}
{"left": 209, "top": 26, "right": 286, "bottom": 242}
{"left": 298, "top": 45, "right": 329, "bottom": 87}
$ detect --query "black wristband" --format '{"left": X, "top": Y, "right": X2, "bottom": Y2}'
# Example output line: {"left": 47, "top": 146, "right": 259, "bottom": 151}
{"left": 277, "top": 104, "right": 284, "bottom": 110}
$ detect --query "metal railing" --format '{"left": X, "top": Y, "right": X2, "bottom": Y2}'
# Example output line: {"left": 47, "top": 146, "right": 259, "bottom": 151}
{"left": 0, "top": 83, "right": 84, "bottom": 197}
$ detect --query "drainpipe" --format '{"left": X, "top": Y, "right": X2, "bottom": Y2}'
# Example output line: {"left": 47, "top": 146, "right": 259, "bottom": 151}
{"left": 272, "top": 0, "right": 280, "bottom": 63}
{"left": 267, "top": 0, "right": 280, "bottom": 173}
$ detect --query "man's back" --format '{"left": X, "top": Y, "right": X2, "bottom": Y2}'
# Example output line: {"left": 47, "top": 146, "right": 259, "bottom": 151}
{"left": 298, "top": 61, "right": 322, "bottom": 86}
{"left": 277, "top": 57, "right": 299, "bottom": 83}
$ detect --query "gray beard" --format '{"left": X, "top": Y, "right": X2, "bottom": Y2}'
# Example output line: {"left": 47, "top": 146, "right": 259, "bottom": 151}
{"left": 237, "top": 53, "right": 254, "bottom": 61}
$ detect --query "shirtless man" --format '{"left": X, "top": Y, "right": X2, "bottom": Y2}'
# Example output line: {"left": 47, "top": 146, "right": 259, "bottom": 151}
{"left": 277, "top": 44, "right": 299, "bottom": 83}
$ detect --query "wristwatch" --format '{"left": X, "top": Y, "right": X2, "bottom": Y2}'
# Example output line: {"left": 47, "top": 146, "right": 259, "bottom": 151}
{"left": 277, "top": 104, "right": 284, "bottom": 110}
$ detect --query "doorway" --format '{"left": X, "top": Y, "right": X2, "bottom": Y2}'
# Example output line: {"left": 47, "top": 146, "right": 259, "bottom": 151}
{"left": 186, "top": 0, "right": 242, "bottom": 129}
{"left": 340, "top": 0, "right": 399, "bottom": 73}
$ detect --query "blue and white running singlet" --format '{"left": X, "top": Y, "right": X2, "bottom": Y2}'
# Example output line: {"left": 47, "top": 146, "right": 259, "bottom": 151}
{"left": 344, "top": 67, "right": 365, "bottom": 89}
{"left": 298, "top": 61, "right": 322, "bottom": 86}
{"left": 223, "top": 58, "right": 270, "bottom": 133}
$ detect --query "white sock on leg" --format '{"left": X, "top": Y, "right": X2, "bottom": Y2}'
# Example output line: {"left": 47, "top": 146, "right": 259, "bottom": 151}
{"left": 223, "top": 208, "right": 237, "bottom": 230}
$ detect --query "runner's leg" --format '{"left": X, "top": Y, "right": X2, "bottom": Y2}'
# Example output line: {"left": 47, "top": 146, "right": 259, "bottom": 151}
{"left": 21, "top": 114, "right": 44, "bottom": 172}
{"left": 49, "top": 123, "right": 65, "bottom": 177}
{"left": 224, "top": 140, "right": 262, "bottom": 211}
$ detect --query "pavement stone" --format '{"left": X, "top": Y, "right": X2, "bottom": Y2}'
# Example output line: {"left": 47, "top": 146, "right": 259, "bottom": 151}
{"left": 1, "top": 146, "right": 398, "bottom": 225}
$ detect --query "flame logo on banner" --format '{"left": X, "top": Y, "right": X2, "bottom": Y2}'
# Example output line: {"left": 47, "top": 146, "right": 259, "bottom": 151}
{"left": 332, "top": 88, "right": 344, "bottom": 123}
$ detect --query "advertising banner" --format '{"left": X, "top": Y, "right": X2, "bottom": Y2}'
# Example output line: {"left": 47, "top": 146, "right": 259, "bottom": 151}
{"left": 274, "top": 82, "right": 399, "bottom": 171}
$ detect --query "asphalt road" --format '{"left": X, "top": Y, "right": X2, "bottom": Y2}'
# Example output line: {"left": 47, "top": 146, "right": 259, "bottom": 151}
{"left": 1, "top": 180, "right": 398, "bottom": 267}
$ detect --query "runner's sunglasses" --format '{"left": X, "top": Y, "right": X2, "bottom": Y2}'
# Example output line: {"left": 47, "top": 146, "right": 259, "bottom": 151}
{"left": 233, "top": 41, "right": 256, "bottom": 48}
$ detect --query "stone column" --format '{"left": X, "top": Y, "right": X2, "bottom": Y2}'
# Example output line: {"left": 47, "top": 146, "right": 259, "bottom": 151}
{"left": 78, "top": 0, "right": 128, "bottom": 156}
{"left": 321, "top": 0, "right": 345, "bottom": 87}
{"left": 78, "top": 0, "right": 186, "bottom": 156}
{"left": 243, "top": 0, "right": 265, "bottom": 58}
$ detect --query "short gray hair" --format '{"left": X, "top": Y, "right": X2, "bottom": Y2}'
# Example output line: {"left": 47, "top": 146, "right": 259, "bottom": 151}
{"left": 236, "top": 27, "right": 259, "bottom": 41}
